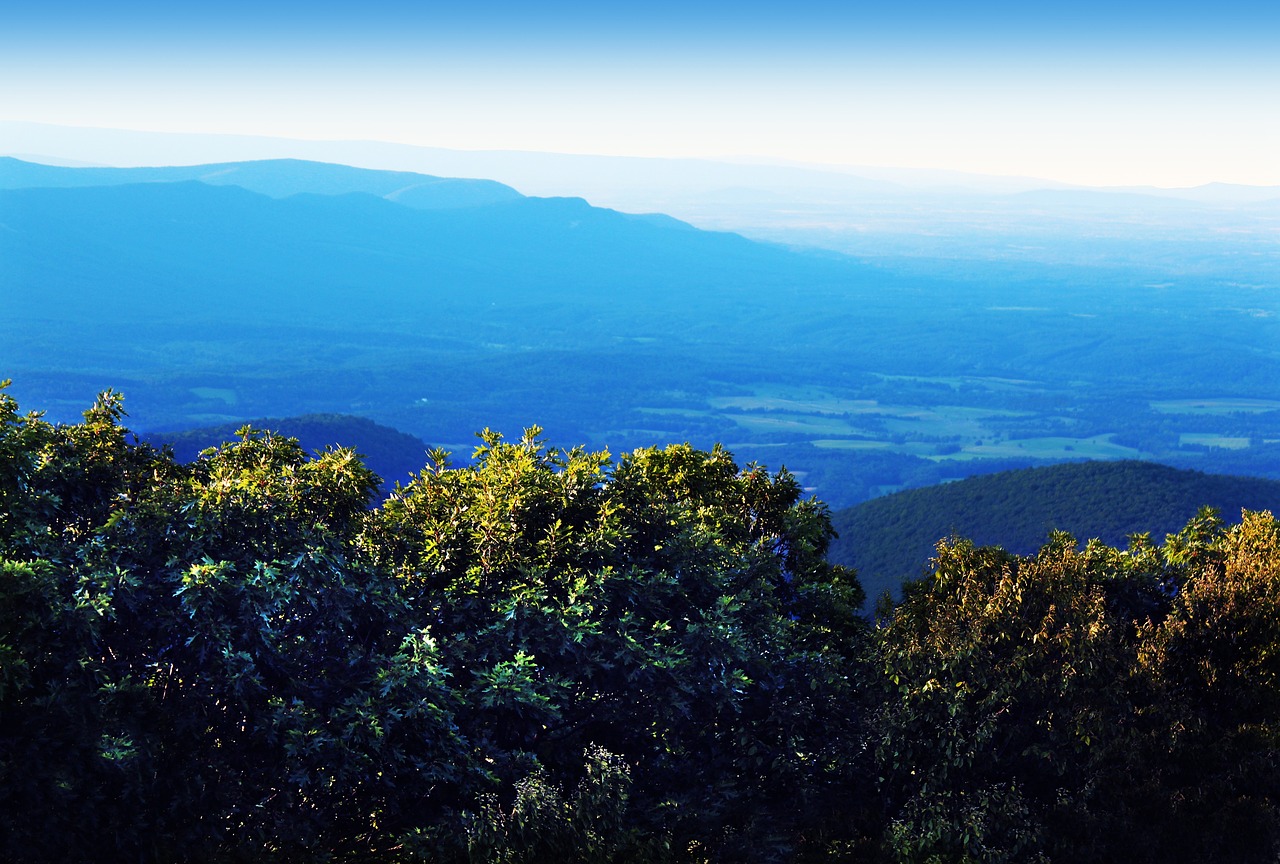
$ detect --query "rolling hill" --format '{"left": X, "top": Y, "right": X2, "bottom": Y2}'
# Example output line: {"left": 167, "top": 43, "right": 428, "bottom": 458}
{"left": 829, "top": 460, "right": 1280, "bottom": 604}
{"left": 144, "top": 413, "right": 432, "bottom": 497}
{"left": 5, "top": 155, "right": 1280, "bottom": 509}
{"left": 0, "top": 166, "right": 861, "bottom": 329}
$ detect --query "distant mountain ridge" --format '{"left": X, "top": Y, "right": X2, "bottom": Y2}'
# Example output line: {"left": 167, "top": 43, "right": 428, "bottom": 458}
{"left": 2, "top": 167, "right": 827, "bottom": 329}
{"left": 7, "top": 149, "right": 1280, "bottom": 508}
{"left": 0, "top": 156, "right": 523, "bottom": 210}
{"left": 6, "top": 122, "right": 1279, "bottom": 281}
{"left": 1, "top": 155, "right": 884, "bottom": 456}
{"left": 145, "top": 413, "right": 431, "bottom": 496}
{"left": 9, "top": 122, "right": 1280, "bottom": 202}
{"left": 829, "top": 461, "right": 1280, "bottom": 605}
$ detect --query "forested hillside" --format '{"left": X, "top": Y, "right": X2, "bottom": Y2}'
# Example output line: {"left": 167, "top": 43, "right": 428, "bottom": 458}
{"left": 6, "top": 385, "right": 1280, "bottom": 862}
{"left": 146, "top": 413, "right": 430, "bottom": 496}
{"left": 829, "top": 460, "right": 1280, "bottom": 604}
{"left": 7, "top": 157, "right": 1280, "bottom": 511}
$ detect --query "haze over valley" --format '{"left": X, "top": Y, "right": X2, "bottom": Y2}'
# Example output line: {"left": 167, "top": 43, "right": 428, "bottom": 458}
{"left": 6, "top": 1, "right": 1277, "bottom": 508}
{"left": 3, "top": 143, "right": 1279, "bottom": 508}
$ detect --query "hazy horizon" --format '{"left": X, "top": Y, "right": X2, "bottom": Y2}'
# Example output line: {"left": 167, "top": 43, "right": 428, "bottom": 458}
{"left": 4, "top": 1, "right": 1278, "bottom": 188}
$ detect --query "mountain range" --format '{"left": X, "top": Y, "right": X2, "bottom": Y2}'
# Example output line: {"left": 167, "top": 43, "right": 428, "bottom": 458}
{"left": 4, "top": 151, "right": 1279, "bottom": 509}
{"left": 829, "top": 460, "right": 1280, "bottom": 603}
{"left": 0, "top": 156, "right": 522, "bottom": 209}
{"left": 7, "top": 121, "right": 1278, "bottom": 274}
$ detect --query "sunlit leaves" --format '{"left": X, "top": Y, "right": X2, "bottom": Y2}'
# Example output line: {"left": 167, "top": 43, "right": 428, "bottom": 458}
{"left": 1, "top": 388, "right": 871, "bottom": 862}
{"left": 877, "top": 510, "right": 1280, "bottom": 863}
{"left": 368, "top": 429, "right": 872, "bottom": 860}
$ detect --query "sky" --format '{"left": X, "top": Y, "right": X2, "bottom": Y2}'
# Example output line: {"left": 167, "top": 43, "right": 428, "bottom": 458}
{"left": 4, "top": 1, "right": 1279, "bottom": 187}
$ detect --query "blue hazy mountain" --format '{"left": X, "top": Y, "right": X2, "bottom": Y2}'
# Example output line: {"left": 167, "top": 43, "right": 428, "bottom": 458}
{"left": 0, "top": 156, "right": 522, "bottom": 210}
{"left": 6, "top": 124, "right": 1277, "bottom": 278}
{"left": 1, "top": 170, "right": 856, "bottom": 329}
{"left": 2, "top": 158, "right": 884, "bottom": 469}
{"left": 5, "top": 156, "right": 1279, "bottom": 508}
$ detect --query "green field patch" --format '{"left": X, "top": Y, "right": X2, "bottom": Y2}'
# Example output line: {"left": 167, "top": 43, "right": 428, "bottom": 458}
{"left": 186, "top": 413, "right": 246, "bottom": 424}
{"left": 709, "top": 394, "right": 880, "bottom": 415}
{"left": 874, "top": 373, "right": 1042, "bottom": 391}
{"left": 1179, "top": 433, "right": 1252, "bottom": 450}
{"left": 727, "top": 413, "right": 861, "bottom": 436}
{"left": 710, "top": 384, "right": 1036, "bottom": 448}
{"left": 812, "top": 439, "right": 895, "bottom": 451}
{"left": 189, "top": 387, "right": 238, "bottom": 406}
{"left": 934, "top": 434, "right": 1142, "bottom": 461}
{"left": 880, "top": 405, "right": 1029, "bottom": 439}
{"left": 637, "top": 407, "right": 713, "bottom": 417}
{"left": 712, "top": 386, "right": 1030, "bottom": 429}
{"left": 1152, "top": 398, "right": 1280, "bottom": 415}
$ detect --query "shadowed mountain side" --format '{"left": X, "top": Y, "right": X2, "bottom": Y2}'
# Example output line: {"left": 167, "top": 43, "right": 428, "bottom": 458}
{"left": 829, "top": 460, "right": 1280, "bottom": 605}
{"left": 0, "top": 180, "right": 876, "bottom": 330}
{"left": 8, "top": 155, "right": 1280, "bottom": 504}
{"left": 145, "top": 413, "right": 431, "bottom": 497}
{"left": 0, "top": 156, "right": 522, "bottom": 210}
{"left": 5, "top": 129, "right": 1278, "bottom": 276}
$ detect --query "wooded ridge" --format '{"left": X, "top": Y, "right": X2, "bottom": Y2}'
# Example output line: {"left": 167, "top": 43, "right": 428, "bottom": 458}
{"left": 5, "top": 385, "right": 1280, "bottom": 862}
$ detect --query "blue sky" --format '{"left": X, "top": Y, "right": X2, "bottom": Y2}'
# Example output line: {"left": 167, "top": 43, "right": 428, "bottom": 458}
{"left": 4, "top": 1, "right": 1278, "bottom": 186}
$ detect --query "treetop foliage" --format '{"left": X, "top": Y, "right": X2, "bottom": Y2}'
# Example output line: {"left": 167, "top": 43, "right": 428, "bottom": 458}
{"left": 831, "top": 459, "right": 1280, "bottom": 605}
{"left": 1, "top": 385, "right": 869, "bottom": 862}
{"left": 5, "top": 383, "right": 1280, "bottom": 862}
{"left": 877, "top": 505, "right": 1280, "bottom": 863}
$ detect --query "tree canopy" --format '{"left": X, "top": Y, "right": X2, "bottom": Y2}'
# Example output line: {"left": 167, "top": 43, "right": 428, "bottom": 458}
{"left": 0, "top": 384, "right": 869, "bottom": 862}
{"left": 4, "top": 383, "right": 1280, "bottom": 862}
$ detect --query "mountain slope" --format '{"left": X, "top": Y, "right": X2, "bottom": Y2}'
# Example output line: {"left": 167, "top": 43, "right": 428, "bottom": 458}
{"left": 0, "top": 161, "right": 887, "bottom": 456}
{"left": 829, "top": 460, "right": 1280, "bottom": 604}
{"left": 1, "top": 176, "right": 871, "bottom": 335}
{"left": 7, "top": 155, "right": 1280, "bottom": 503}
{"left": 145, "top": 413, "right": 431, "bottom": 495}
{"left": 0, "top": 156, "right": 522, "bottom": 210}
